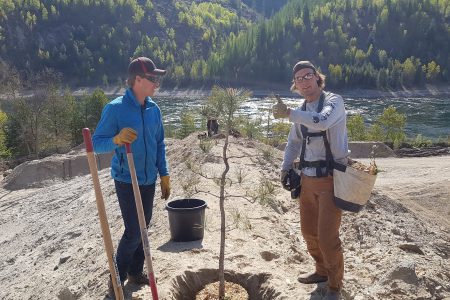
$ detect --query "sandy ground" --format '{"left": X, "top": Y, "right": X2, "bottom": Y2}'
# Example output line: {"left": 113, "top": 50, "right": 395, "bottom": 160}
{"left": 0, "top": 134, "right": 449, "bottom": 300}
{"left": 359, "top": 156, "right": 450, "bottom": 229}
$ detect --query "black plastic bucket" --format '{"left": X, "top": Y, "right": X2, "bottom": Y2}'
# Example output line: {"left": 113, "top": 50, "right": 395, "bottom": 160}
{"left": 166, "top": 199, "right": 207, "bottom": 242}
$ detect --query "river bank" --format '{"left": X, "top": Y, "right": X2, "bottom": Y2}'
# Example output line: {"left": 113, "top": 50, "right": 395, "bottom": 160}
{"left": 2, "top": 83, "right": 448, "bottom": 100}
{"left": 69, "top": 83, "right": 450, "bottom": 99}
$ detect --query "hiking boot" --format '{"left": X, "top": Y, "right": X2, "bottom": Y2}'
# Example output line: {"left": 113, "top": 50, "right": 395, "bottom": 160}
{"left": 127, "top": 272, "right": 150, "bottom": 285}
{"left": 107, "top": 278, "right": 124, "bottom": 300}
{"left": 297, "top": 272, "right": 328, "bottom": 284}
{"left": 324, "top": 289, "right": 341, "bottom": 300}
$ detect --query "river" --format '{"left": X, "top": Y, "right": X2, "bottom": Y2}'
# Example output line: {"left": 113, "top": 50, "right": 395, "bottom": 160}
{"left": 154, "top": 94, "right": 449, "bottom": 140}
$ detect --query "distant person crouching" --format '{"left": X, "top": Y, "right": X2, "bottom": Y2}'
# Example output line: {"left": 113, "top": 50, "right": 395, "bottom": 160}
{"left": 207, "top": 118, "right": 219, "bottom": 137}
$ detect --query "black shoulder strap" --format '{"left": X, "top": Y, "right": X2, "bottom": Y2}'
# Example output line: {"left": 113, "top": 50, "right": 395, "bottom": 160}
{"left": 298, "top": 92, "right": 334, "bottom": 176}
{"left": 295, "top": 93, "right": 325, "bottom": 139}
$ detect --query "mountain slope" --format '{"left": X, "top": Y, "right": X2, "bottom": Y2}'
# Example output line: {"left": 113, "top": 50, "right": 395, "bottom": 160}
{"left": 1, "top": 0, "right": 448, "bottom": 88}
{"left": 206, "top": 0, "right": 450, "bottom": 88}
{"left": 0, "top": 0, "right": 286, "bottom": 85}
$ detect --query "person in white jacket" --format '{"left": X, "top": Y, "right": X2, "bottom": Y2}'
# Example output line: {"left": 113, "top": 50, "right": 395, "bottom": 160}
{"left": 273, "top": 60, "right": 349, "bottom": 300}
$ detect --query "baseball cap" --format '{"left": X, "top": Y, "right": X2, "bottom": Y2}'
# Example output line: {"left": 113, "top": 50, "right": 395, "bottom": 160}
{"left": 128, "top": 57, "right": 166, "bottom": 77}
{"left": 292, "top": 61, "right": 316, "bottom": 75}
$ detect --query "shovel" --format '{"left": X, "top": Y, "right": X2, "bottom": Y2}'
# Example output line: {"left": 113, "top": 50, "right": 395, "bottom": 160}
{"left": 82, "top": 128, "right": 124, "bottom": 300}
{"left": 125, "top": 143, "right": 159, "bottom": 300}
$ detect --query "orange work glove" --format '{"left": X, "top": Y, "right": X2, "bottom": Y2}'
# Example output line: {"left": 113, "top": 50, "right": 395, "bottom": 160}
{"left": 160, "top": 175, "right": 171, "bottom": 200}
{"left": 113, "top": 128, "right": 137, "bottom": 145}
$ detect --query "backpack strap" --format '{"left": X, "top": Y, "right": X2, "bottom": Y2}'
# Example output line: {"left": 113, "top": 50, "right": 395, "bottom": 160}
{"left": 297, "top": 92, "right": 334, "bottom": 177}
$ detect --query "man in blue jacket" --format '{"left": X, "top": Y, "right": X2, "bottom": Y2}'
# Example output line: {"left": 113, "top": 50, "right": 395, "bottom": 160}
{"left": 93, "top": 57, "right": 170, "bottom": 298}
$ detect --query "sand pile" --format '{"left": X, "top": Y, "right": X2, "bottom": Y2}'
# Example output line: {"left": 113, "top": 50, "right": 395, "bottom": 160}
{"left": 0, "top": 134, "right": 449, "bottom": 299}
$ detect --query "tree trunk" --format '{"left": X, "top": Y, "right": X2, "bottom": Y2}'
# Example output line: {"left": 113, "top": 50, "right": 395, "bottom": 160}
{"left": 218, "top": 129, "right": 230, "bottom": 299}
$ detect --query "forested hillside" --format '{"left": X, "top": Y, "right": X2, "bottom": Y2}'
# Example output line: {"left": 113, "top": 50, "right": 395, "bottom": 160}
{"left": 207, "top": 0, "right": 450, "bottom": 88}
{"left": 0, "top": 0, "right": 287, "bottom": 86}
{"left": 0, "top": 0, "right": 289, "bottom": 160}
{"left": 0, "top": 0, "right": 449, "bottom": 88}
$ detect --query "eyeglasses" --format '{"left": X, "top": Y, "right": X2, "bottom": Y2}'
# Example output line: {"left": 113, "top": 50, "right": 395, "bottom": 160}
{"left": 293, "top": 72, "right": 315, "bottom": 83}
{"left": 144, "top": 75, "right": 162, "bottom": 84}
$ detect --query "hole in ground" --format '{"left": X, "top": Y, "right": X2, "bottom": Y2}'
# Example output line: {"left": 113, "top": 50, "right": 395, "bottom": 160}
{"left": 169, "top": 268, "right": 281, "bottom": 300}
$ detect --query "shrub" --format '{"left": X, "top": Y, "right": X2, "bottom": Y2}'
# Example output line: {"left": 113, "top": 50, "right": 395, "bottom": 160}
{"left": 177, "top": 110, "right": 197, "bottom": 138}
{"left": 347, "top": 114, "right": 367, "bottom": 141}
{"left": 270, "top": 121, "right": 291, "bottom": 146}
{"left": 199, "top": 138, "right": 213, "bottom": 153}
{"left": 376, "top": 105, "right": 406, "bottom": 144}
{"left": 412, "top": 134, "right": 432, "bottom": 148}
{"left": 236, "top": 116, "right": 263, "bottom": 140}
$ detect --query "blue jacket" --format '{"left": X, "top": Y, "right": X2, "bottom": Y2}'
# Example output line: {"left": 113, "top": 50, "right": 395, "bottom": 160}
{"left": 92, "top": 88, "right": 169, "bottom": 185}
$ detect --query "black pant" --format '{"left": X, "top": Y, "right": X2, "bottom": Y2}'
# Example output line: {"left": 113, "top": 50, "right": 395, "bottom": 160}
{"left": 114, "top": 180, "right": 155, "bottom": 282}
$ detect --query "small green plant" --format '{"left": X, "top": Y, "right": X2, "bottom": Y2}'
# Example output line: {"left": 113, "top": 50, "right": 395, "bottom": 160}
{"left": 369, "top": 145, "right": 379, "bottom": 175}
{"left": 199, "top": 137, "right": 214, "bottom": 153}
{"left": 177, "top": 110, "right": 197, "bottom": 138}
{"left": 392, "top": 138, "right": 402, "bottom": 150}
{"left": 263, "top": 177, "right": 276, "bottom": 194}
{"left": 236, "top": 116, "right": 263, "bottom": 140}
{"left": 412, "top": 134, "right": 432, "bottom": 148}
{"left": 203, "top": 86, "right": 251, "bottom": 298}
{"left": 270, "top": 121, "right": 291, "bottom": 146}
{"left": 212, "top": 176, "right": 227, "bottom": 187}
{"left": 0, "top": 110, "right": 11, "bottom": 158}
{"left": 180, "top": 171, "right": 200, "bottom": 197}
{"left": 251, "top": 177, "right": 276, "bottom": 206}
{"left": 234, "top": 168, "right": 247, "bottom": 184}
{"left": 230, "top": 208, "right": 251, "bottom": 231}
{"left": 258, "top": 144, "right": 275, "bottom": 162}
{"left": 164, "top": 122, "right": 176, "bottom": 138}
{"left": 436, "top": 135, "right": 450, "bottom": 145}
{"left": 184, "top": 159, "right": 202, "bottom": 177}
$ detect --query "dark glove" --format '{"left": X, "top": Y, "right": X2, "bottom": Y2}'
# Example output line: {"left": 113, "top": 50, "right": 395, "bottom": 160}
{"left": 281, "top": 169, "right": 302, "bottom": 199}
{"left": 280, "top": 170, "right": 289, "bottom": 190}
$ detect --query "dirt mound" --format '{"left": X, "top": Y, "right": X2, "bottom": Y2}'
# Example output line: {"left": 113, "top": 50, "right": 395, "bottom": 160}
{"left": 348, "top": 141, "right": 396, "bottom": 158}
{"left": 1, "top": 149, "right": 113, "bottom": 190}
{"left": 0, "top": 133, "right": 449, "bottom": 299}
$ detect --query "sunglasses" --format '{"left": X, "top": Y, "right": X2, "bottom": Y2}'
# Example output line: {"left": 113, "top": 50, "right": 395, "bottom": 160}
{"left": 293, "top": 72, "right": 315, "bottom": 83}
{"left": 143, "top": 75, "right": 162, "bottom": 84}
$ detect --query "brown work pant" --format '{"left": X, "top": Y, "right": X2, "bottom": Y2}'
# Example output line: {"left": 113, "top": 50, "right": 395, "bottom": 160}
{"left": 299, "top": 175, "right": 344, "bottom": 291}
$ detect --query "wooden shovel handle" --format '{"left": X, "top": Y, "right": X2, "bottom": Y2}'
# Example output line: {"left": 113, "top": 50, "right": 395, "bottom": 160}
{"left": 125, "top": 143, "right": 159, "bottom": 300}
{"left": 82, "top": 128, "right": 124, "bottom": 300}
